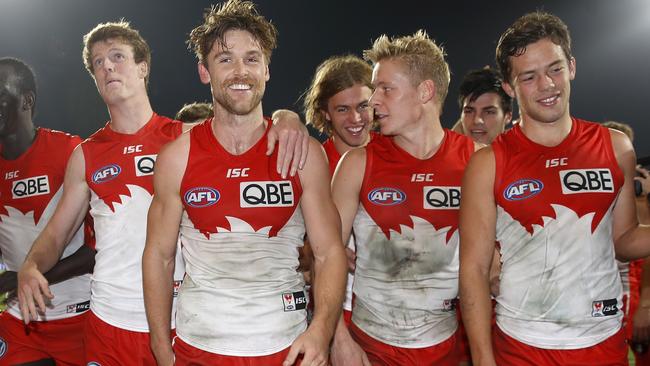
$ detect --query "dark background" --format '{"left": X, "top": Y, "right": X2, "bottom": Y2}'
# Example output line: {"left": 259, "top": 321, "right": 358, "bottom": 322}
{"left": 1, "top": 0, "right": 648, "bottom": 157}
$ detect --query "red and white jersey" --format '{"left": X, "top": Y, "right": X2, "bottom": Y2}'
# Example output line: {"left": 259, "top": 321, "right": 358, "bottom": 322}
{"left": 82, "top": 113, "right": 186, "bottom": 332}
{"left": 0, "top": 128, "right": 91, "bottom": 320}
{"left": 493, "top": 118, "right": 624, "bottom": 349}
{"left": 352, "top": 131, "right": 473, "bottom": 347}
{"left": 177, "top": 120, "right": 307, "bottom": 356}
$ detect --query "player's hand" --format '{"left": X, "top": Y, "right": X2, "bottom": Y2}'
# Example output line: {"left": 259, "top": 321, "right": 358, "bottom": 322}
{"left": 346, "top": 248, "right": 356, "bottom": 272}
{"left": 633, "top": 305, "right": 650, "bottom": 344}
{"left": 635, "top": 165, "right": 650, "bottom": 196}
{"left": 283, "top": 324, "right": 329, "bottom": 366}
{"left": 16, "top": 262, "right": 53, "bottom": 324}
{"left": 269, "top": 109, "right": 309, "bottom": 178}
{"left": 330, "top": 333, "right": 371, "bottom": 366}
{"left": 151, "top": 343, "right": 175, "bottom": 366}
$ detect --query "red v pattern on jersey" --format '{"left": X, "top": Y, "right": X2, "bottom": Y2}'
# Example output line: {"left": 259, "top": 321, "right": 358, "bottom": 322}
{"left": 494, "top": 119, "right": 624, "bottom": 235}
{"left": 359, "top": 132, "right": 473, "bottom": 242}
{"left": 82, "top": 114, "right": 182, "bottom": 211}
{"left": 181, "top": 120, "right": 302, "bottom": 239}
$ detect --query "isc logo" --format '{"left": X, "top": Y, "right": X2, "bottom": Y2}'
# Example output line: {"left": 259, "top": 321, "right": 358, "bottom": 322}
{"left": 92, "top": 164, "right": 121, "bottom": 184}
{"left": 240, "top": 181, "right": 294, "bottom": 207}
{"left": 184, "top": 187, "right": 220, "bottom": 208}
{"left": 503, "top": 179, "right": 543, "bottom": 201}
{"left": 368, "top": 187, "right": 406, "bottom": 206}
{"left": 423, "top": 186, "right": 461, "bottom": 210}
{"left": 282, "top": 291, "right": 308, "bottom": 311}
{"left": 12, "top": 175, "right": 50, "bottom": 199}
{"left": 560, "top": 169, "right": 614, "bottom": 194}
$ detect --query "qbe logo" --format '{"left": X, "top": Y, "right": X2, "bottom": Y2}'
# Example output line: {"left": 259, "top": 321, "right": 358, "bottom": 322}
{"left": 184, "top": 187, "right": 220, "bottom": 208}
{"left": 11, "top": 175, "right": 50, "bottom": 199}
{"left": 503, "top": 179, "right": 543, "bottom": 201}
{"left": 560, "top": 169, "right": 614, "bottom": 194}
{"left": 134, "top": 154, "right": 156, "bottom": 177}
{"left": 282, "top": 291, "right": 307, "bottom": 312}
{"left": 92, "top": 164, "right": 121, "bottom": 184}
{"left": 423, "top": 186, "right": 460, "bottom": 210}
{"left": 240, "top": 181, "right": 294, "bottom": 207}
{"left": 368, "top": 187, "right": 406, "bottom": 206}
{"left": 592, "top": 298, "right": 617, "bottom": 317}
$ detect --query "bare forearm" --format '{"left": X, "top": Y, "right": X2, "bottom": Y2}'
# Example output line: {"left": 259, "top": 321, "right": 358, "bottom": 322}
{"left": 616, "top": 224, "right": 650, "bottom": 261}
{"left": 460, "top": 267, "right": 496, "bottom": 365}
{"left": 143, "top": 248, "right": 175, "bottom": 350}
{"left": 42, "top": 245, "right": 95, "bottom": 285}
{"left": 311, "top": 248, "right": 347, "bottom": 339}
{"left": 24, "top": 228, "right": 68, "bottom": 274}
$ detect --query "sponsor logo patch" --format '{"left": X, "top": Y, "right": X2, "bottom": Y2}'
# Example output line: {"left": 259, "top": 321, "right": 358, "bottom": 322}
{"left": 368, "top": 187, "right": 406, "bottom": 206}
{"left": 442, "top": 298, "right": 456, "bottom": 312}
{"left": 66, "top": 300, "right": 90, "bottom": 314}
{"left": 240, "top": 181, "right": 294, "bottom": 207}
{"left": 503, "top": 179, "right": 543, "bottom": 201}
{"left": 134, "top": 154, "right": 156, "bottom": 177}
{"left": 11, "top": 175, "right": 50, "bottom": 199}
{"left": 560, "top": 169, "right": 614, "bottom": 194}
{"left": 173, "top": 280, "right": 182, "bottom": 297}
{"left": 184, "top": 187, "right": 220, "bottom": 208}
{"left": 423, "top": 186, "right": 461, "bottom": 210}
{"left": 92, "top": 164, "right": 121, "bottom": 184}
{"left": 282, "top": 291, "right": 308, "bottom": 312}
{"left": 592, "top": 299, "right": 618, "bottom": 317}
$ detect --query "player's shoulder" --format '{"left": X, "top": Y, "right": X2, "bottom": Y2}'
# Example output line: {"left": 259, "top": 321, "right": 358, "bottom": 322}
{"left": 38, "top": 127, "right": 82, "bottom": 144}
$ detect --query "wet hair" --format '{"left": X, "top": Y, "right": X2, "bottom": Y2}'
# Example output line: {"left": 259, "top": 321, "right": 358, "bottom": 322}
{"left": 0, "top": 57, "right": 38, "bottom": 116}
{"left": 602, "top": 121, "right": 634, "bottom": 142}
{"left": 364, "top": 30, "right": 450, "bottom": 107}
{"left": 496, "top": 11, "right": 572, "bottom": 82}
{"left": 188, "top": 0, "right": 278, "bottom": 65}
{"left": 82, "top": 20, "right": 152, "bottom": 85}
{"left": 303, "top": 55, "right": 372, "bottom": 135}
{"left": 175, "top": 102, "right": 214, "bottom": 123}
{"left": 458, "top": 67, "right": 513, "bottom": 114}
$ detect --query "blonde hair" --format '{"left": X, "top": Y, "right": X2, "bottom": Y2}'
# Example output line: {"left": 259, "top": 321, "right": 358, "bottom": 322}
{"left": 364, "top": 30, "right": 450, "bottom": 107}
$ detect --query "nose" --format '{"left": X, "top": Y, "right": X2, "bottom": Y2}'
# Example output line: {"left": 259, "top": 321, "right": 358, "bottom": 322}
{"left": 538, "top": 74, "right": 555, "bottom": 90}
{"left": 233, "top": 58, "right": 247, "bottom": 77}
{"left": 102, "top": 58, "right": 115, "bottom": 73}
{"left": 473, "top": 113, "right": 485, "bottom": 125}
{"left": 369, "top": 90, "right": 381, "bottom": 108}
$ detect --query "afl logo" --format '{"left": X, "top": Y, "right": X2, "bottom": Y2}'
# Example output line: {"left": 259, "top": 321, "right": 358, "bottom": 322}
{"left": 504, "top": 179, "right": 543, "bottom": 201}
{"left": 87, "top": 362, "right": 102, "bottom": 366}
{"left": 368, "top": 187, "right": 406, "bottom": 206}
{"left": 0, "top": 336, "right": 6, "bottom": 358}
{"left": 184, "top": 187, "right": 220, "bottom": 207}
{"left": 92, "top": 164, "right": 121, "bottom": 184}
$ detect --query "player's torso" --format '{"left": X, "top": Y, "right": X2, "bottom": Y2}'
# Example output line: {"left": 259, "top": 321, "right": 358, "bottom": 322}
{"left": 352, "top": 131, "right": 473, "bottom": 347}
{"left": 176, "top": 119, "right": 306, "bottom": 356}
{"left": 493, "top": 118, "right": 624, "bottom": 348}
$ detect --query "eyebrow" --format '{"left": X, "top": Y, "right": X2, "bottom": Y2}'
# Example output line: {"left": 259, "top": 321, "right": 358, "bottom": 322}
{"left": 517, "top": 59, "right": 564, "bottom": 78}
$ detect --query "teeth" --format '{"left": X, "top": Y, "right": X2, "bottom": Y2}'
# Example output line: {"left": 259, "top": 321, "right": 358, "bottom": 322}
{"left": 347, "top": 126, "right": 363, "bottom": 133}
{"left": 540, "top": 96, "right": 558, "bottom": 103}
{"left": 229, "top": 84, "right": 251, "bottom": 90}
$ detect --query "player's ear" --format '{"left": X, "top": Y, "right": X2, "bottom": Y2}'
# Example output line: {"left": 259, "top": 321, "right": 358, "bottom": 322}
{"left": 198, "top": 61, "right": 211, "bottom": 85}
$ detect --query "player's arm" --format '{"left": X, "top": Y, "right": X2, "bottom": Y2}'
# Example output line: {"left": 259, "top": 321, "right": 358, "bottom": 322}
{"left": 459, "top": 147, "right": 498, "bottom": 366}
{"left": 283, "top": 139, "right": 348, "bottom": 366}
{"left": 142, "top": 135, "right": 189, "bottom": 366}
{"left": 329, "top": 148, "right": 371, "bottom": 366}
{"left": 609, "top": 130, "right": 650, "bottom": 260}
{"left": 17, "top": 145, "right": 91, "bottom": 323}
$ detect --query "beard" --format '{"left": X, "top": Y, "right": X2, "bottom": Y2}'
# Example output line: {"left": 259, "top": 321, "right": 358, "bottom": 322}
{"left": 213, "top": 77, "right": 265, "bottom": 116}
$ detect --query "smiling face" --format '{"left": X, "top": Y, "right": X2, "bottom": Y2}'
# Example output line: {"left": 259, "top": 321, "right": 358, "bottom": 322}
{"left": 504, "top": 38, "right": 575, "bottom": 126}
{"left": 324, "top": 83, "right": 373, "bottom": 152}
{"left": 460, "top": 92, "right": 511, "bottom": 144}
{"left": 199, "top": 29, "right": 269, "bottom": 116}
{"left": 90, "top": 38, "right": 148, "bottom": 105}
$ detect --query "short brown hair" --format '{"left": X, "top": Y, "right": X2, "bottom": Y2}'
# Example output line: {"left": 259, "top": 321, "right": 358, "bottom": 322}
{"left": 602, "top": 121, "right": 634, "bottom": 142}
{"left": 175, "top": 102, "right": 214, "bottom": 123}
{"left": 496, "top": 11, "right": 572, "bottom": 83}
{"left": 303, "top": 55, "right": 372, "bottom": 135}
{"left": 82, "top": 20, "right": 152, "bottom": 85}
{"left": 363, "top": 30, "right": 450, "bottom": 108}
{"left": 188, "top": 0, "right": 278, "bottom": 65}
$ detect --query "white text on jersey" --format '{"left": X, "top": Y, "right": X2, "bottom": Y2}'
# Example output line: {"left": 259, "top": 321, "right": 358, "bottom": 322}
{"left": 545, "top": 157, "right": 568, "bottom": 168}
{"left": 411, "top": 173, "right": 434, "bottom": 182}
{"left": 227, "top": 168, "right": 250, "bottom": 178}
{"left": 123, "top": 145, "right": 143, "bottom": 154}
{"left": 5, "top": 171, "right": 19, "bottom": 180}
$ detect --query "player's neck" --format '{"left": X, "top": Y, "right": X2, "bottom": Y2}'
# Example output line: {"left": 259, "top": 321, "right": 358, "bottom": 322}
{"left": 332, "top": 133, "right": 369, "bottom": 156}
{"left": 106, "top": 94, "right": 154, "bottom": 134}
{"left": 0, "top": 117, "right": 37, "bottom": 160}
{"left": 519, "top": 111, "right": 572, "bottom": 147}
{"left": 211, "top": 104, "right": 266, "bottom": 156}
{"left": 393, "top": 114, "right": 445, "bottom": 160}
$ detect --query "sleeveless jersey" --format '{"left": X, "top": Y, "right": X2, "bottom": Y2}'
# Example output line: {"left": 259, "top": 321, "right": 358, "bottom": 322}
{"left": 82, "top": 113, "right": 186, "bottom": 331}
{"left": 177, "top": 119, "right": 307, "bottom": 356}
{"left": 492, "top": 118, "right": 624, "bottom": 349}
{"left": 353, "top": 131, "right": 474, "bottom": 347}
{"left": 0, "top": 128, "right": 91, "bottom": 320}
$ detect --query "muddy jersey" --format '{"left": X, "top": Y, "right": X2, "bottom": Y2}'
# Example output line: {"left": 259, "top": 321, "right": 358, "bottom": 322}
{"left": 177, "top": 119, "right": 306, "bottom": 356}
{"left": 82, "top": 113, "right": 186, "bottom": 332}
{"left": 0, "top": 128, "right": 90, "bottom": 320}
{"left": 493, "top": 118, "right": 624, "bottom": 349}
{"left": 352, "top": 131, "right": 474, "bottom": 347}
